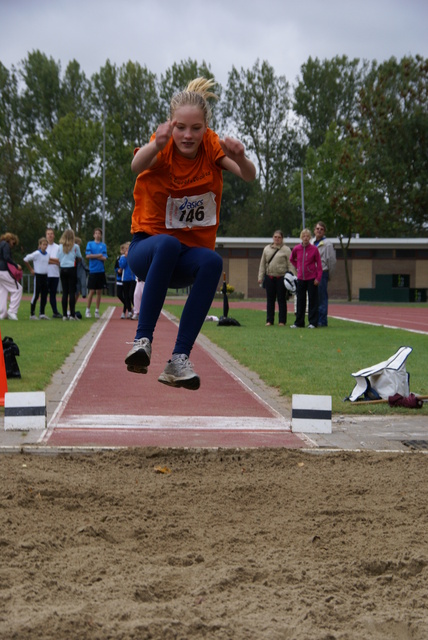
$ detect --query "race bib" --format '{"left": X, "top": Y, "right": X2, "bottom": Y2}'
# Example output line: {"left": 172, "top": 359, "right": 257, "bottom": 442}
{"left": 165, "top": 192, "right": 217, "bottom": 229}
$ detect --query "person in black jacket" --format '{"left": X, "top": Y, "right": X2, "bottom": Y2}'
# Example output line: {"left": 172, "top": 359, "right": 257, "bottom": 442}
{"left": 0, "top": 232, "right": 23, "bottom": 321}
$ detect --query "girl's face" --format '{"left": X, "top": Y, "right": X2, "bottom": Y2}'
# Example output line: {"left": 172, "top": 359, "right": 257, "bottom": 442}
{"left": 273, "top": 233, "right": 283, "bottom": 246}
{"left": 40, "top": 241, "right": 48, "bottom": 251}
{"left": 172, "top": 106, "right": 207, "bottom": 159}
{"left": 301, "top": 232, "right": 311, "bottom": 246}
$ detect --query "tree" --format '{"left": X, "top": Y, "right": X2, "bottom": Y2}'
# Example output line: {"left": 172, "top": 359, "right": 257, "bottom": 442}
{"left": 0, "top": 62, "right": 50, "bottom": 258}
{"left": 118, "top": 61, "right": 159, "bottom": 148}
{"left": 293, "top": 124, "right": 370, "bottom": 300}
{"left": 358, "top": 56, "right": 428, "bottom": 236}
{"left": 294, "top": 55, "right": 366, "bottom": 149}
{"left": 221, "top": 59, "right": 300, "bottom": 234}
{"left": 36, "top": 113, "right": 102, "bottom": 234}
{"left": 19, "top": 50, "right": 62, "bottom": 136}
{"left": 60, "top": 60, "right": 92, "bottom": 120}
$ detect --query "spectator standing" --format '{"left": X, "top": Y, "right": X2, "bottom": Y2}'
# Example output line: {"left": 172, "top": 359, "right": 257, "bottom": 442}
{"left": 74, "top": 237, "right": 89, "bottom": 307}
{"left": 114, "top": 244, "right": 127, "bottom": 312}
{"left": 290, "top": 229, "right": 322, "bottom": 329}
{"left": 258, "top": 230, "right": 292, "bottom": 326}
{"left": 0, "top": 232, "right": 23, "bottom": 320}
{"left": 23, "top": 237, "right": 51, "bottom": 320}
{"left": 45, "top": 227, "right": 62, "bottom": 318}
{"left": 312, "top": 221, "right": 336, "bottom": 327}
{"left": 119, "top": 242, "right": 136, "bottom": 319}
{"left": 58, "top": 229, "right": 82, "bottom": 321}
{"left": 85, "top": 228, "right": 107, "bottom": 319}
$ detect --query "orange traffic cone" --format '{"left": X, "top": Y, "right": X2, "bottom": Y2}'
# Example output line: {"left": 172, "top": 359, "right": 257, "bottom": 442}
{"left": 0, "top": 329, "right": 8, "bottom": 406}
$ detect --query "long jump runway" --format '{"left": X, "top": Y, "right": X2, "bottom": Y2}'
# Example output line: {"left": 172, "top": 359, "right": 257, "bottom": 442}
{"left": 42, "top": 308, "right": 306, "bottom": 449}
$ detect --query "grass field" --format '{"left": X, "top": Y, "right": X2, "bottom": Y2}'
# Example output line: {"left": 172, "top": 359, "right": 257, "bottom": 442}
{"left": 1, "top": 298, "right": 426, "bottom": 417}
{"left": 0, "top": 299, "right": 113, "bottom": 394}
{"left": 165, "top": 304, "right": 428, "bottom": 416}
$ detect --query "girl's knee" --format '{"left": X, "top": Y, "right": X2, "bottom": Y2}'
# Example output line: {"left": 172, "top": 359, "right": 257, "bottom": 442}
{"left": 203, "top": 250, "right": 223, "bottom": 274}
{"left": 155, "top": 235, "right": 182, "bottom": 256}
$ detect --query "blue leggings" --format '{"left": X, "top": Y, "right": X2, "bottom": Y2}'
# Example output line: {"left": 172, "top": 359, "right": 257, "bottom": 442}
{"left": 127, "top": 233, "right": 223, "bottom": 356}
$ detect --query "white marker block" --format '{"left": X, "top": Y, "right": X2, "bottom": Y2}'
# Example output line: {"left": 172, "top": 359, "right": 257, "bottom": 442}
{"left": 4, "top": 392, "right": 47, "bottom": 430}
{"left": 291, "top": 394, "right": 332, "bottom": 433}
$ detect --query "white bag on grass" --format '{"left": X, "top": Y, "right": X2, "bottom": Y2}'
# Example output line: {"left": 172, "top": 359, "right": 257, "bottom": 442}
{"left": 346, "top": 346, "right": 412, "bottom": 402}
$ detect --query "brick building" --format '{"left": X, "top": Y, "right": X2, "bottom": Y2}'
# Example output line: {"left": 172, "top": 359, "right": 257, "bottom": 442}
{"left": 215, "top": 237, "right": 428, "bottom": 301}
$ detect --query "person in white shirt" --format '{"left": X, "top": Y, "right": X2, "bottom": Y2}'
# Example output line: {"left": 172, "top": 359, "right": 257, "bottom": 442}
{"left": 45, "top": 227, "right": 62, "bottom": 318}
{"left": 23, "top": 237, "right": 51, "bottom": 320}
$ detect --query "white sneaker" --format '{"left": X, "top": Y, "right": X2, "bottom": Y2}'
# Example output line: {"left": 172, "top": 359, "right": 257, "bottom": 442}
{"left": 7, "top": 312, "right": 18, "bottom": 321}
{"left": 85, "top": 309, "right": 91, "bottom": 318}
{"left": 158, "top": 354, "right": 200, "bottom": 390}
{"left": 125, "top": 338, "right": 151, "bottom": 374}
{"left": 307, "top": 324, "right": 316, "bottom": 329}
{"left": 30, "top": 315, "right": 39, "bottom": 320}
{"left": 120, "top": 312, "right": 126, "bottom": 319}
{"left": 94, "top": 309, "right": 100, "bottom": 319}
{"left": 39, "top": 314, "right": 51, "bottom": 320}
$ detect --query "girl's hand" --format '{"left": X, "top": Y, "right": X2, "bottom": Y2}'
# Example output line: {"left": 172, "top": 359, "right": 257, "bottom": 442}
{"left": 219, "top": 137, "right": 245, "bottom": 163}
{"left": 218, "top": 137, "right": 256, "bottom": 182}
{"left": 155, "top": 120, "right": 177, "bottom": 152}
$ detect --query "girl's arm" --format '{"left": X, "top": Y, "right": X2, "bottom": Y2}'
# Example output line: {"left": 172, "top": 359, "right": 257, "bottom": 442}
{"left": 218, "top": 137, "right": 256, "bottom": 182}
{"left": 24, "top": 260, "right": 34, "bottom": 275}
{"left": 131, "top": 120, "right": 177, "bottom": 174}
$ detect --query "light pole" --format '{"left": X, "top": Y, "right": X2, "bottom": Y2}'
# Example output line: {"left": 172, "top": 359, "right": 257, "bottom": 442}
{"left": 300, "top": 168, "right": 305, "bottom": 229}
{"left": 102, "top": 105, "right": 106, "bottom": 242}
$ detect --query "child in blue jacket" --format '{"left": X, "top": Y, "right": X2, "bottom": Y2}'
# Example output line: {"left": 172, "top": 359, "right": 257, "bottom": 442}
{"left": 119, "top": 243, "right": 136, "bottom": 319}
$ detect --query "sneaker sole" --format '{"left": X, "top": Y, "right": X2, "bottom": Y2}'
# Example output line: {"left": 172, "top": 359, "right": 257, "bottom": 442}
{"left": 126, "top": 364, "right": 148, "bottom": 375}
{"left": 125, "top": 349, "right": 151, "bottom": 371}
{"left": 157, "top": 373, "right": 200, "bottom": 390}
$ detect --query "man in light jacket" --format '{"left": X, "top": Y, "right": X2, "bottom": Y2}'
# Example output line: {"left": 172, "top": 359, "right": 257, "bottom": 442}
{"left": 312, "top": 221, "right": 336, "bottom": 327}
{"left": 258, "top": 230, "right": 292, "bottom": 326}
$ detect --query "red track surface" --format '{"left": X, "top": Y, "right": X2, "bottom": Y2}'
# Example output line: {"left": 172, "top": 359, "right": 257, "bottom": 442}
{"left": 45, "top": 309, "right": 304, "bottom": 448}
{"left": 205, "top": 300, "right": 428, "bottom": 334}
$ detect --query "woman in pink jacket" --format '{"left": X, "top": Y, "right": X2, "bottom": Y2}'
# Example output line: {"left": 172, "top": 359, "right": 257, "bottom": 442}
{"left": 290, "top": 229, "right": 323, "bottom": 328}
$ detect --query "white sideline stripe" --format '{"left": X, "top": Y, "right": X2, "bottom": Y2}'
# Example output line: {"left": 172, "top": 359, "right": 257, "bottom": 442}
{"left": 331, "top": 315, "right": 428, "bottom": 335}
{"left": 55, "top": 414, "right": 291, "bottom": 431}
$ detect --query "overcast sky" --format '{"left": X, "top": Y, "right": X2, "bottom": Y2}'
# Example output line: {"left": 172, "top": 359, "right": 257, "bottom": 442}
{"left": 1, "top": 0, "right": 427, "bottom": 87}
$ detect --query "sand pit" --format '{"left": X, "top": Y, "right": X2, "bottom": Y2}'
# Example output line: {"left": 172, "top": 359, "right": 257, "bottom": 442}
{"left": 1, "top": 447, "right": 428, "bottom": 639}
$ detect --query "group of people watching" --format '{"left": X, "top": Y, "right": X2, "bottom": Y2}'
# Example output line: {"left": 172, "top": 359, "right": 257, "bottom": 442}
{"left": 0, "top": 227, "right": 107, "bottom": 321}
{"left": 258, "top": 222, "right": 337, "bottom": 329}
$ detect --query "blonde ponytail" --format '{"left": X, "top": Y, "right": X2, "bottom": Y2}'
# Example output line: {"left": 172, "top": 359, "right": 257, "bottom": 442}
{"left": 170, "top": 77, "right": 218, "bottom": 124}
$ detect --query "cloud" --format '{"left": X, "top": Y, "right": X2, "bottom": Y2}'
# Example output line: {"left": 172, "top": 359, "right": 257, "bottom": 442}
{"left": 1, "top": 0, "right": 427, "bottom": 87}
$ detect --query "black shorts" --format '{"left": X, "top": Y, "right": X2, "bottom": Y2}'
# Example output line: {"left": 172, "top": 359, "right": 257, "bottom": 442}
{"left": 87, "top": 272, "right": 106, "bottom": 291}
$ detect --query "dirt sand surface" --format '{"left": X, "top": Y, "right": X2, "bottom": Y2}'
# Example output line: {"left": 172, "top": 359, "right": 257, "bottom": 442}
{"left": 1, "top": 448, "right": 428, "bottom": 639}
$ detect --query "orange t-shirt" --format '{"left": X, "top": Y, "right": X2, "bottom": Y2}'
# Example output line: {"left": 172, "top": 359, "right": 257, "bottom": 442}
{"left": 131, "top": 128, "right": 225, "bottom": 250}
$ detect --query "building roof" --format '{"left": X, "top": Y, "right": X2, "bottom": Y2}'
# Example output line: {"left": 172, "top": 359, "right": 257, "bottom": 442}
{"left": 216, "top": 237, "right": 428, "bottom": 250}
